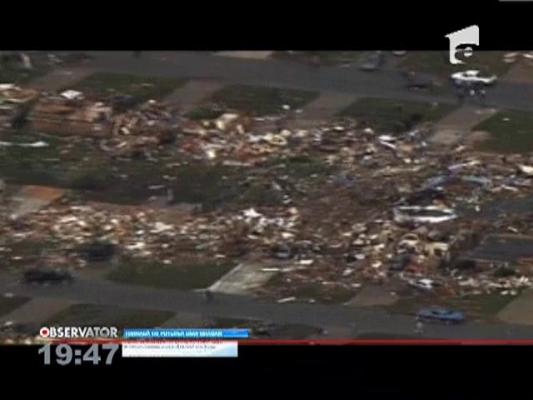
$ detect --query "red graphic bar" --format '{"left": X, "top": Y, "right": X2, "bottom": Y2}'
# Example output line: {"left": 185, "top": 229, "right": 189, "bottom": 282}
{"left": 45, "top": 338, "right": 533, "bottom": 346}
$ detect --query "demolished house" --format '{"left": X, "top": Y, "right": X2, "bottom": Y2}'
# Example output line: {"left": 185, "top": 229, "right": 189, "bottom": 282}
{"left": 3, "top": 78, "right": 533, "bottom": 306}
{"left": 0, "top": 84, "right": 39, "bottom": 131}
{"left": 27, "top": 91, "right": 113, "bottom": 137}
{"left": 100, "top": 100, "right": 181, "bottom": 157}
{"left": 19, "top": 87, "right": 182, "bottom": 158}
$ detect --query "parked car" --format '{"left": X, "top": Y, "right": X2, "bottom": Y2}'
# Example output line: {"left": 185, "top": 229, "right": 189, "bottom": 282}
{"left": 359, "top": 51, "right": 385, "bottom": 71}
{"left": 23, "top": 268, "right": 74, "bottom": 285}
{"left": 76, "top": 241, "right": 116, "bottom": 262}
{"left": 417, "top": 307, "right": 465, "bottom": 324}
{"left": 403, "top": 71, "right": 435, "bottom": 91}
{"left": 450, "top": 70, "right": 497, "bottom": 87}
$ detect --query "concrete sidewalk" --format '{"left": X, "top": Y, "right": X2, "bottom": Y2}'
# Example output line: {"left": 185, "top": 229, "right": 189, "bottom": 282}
{"left": 498, "top": 290, "right": 533, "bottom": 326}
{"left": 10, "top": 185, "right": 66, "bottom": 218}
{"left": 216, "top": 51, "right": 274, "bottom": 60}
{"left": 430, "top": 106, "right": 498, "bottom": 146}
{"left": 163, "top": 79, "right": 226, "bottom": 113}
{"left": 208, "top": 262, "right": 277, "bottom": 295}
{"left": 28, "top": 67, "right": 95, "bottom": 92}
{"left": 0, "top": 297, "right": 73, "bottom": 325}
{"left": 287, "top": 92, "right": 357, "bottom": 129}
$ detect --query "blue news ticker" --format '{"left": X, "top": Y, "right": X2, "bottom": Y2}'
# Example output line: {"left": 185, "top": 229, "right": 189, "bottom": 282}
{"left": 122, "top": 328, "right": 250, "bottom": 339}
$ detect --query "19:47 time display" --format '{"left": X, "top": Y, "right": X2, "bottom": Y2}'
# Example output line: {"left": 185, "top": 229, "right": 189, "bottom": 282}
{"left": 38, "top": 344, "right": 119, "bottom": 366}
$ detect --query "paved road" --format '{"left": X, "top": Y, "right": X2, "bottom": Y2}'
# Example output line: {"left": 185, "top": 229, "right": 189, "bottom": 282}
{"left": 2, "top": 273, "right": 533, "bottom": 339}
{"left": 79, "top": 51, "right": 533, "bottom": 112}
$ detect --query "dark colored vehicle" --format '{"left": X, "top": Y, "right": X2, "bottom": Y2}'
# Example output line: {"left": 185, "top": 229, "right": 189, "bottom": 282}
{"left": 403, "top": 71, "right": 435, "bottom": 91}
{"left": 417, "top": 307, "right": 465, "bottom": 324}
{"left": 23, "top": 268, "right": 74, "bottom": 285}
{"left": 358, "top": 51, "right": 385, "bottom": 71}
{"left": 76, "top": 241, "right": 116, "bottom": 262}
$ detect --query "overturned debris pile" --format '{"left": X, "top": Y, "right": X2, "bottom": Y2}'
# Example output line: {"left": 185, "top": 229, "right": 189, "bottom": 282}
{"left": 0, "top": 84, "right": 39, "bottom": 130}
{"left": 100, "top": 100, "right": 180, "bottom": 157}
{"left": 27, "top": 92, "right": 113, "bottom": 137}
{"left": 3, "top": 101, "right": 533, "bottom": 305}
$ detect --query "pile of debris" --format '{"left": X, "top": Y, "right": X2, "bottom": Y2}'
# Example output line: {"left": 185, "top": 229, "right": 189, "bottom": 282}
{"left": 0, "top": 84, "right": 39, "bottom": 130}
{"left": 100, "top": 100, "right": 180, "bottom": 157}
{"left": 4, "top": 97, "right": 533, "bottom": 303}
{"left": 27, "top": 90, "right": 113, "bottom": 137}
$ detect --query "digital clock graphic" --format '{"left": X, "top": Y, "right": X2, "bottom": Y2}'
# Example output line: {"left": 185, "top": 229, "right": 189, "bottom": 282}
{"left": 38, "top": 344, "right": 120, "bottom": 366}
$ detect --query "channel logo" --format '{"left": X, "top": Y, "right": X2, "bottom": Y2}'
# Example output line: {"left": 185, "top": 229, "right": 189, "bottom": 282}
{"left": 445, "top": 25, "right": 479, "bottom": 65}
{"left": 39, "top": 326, "right": 119, "bottom": 339}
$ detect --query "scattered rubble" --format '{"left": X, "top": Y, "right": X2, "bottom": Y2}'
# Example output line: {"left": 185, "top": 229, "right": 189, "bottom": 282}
{"left": 28, "top": 93, "right": 113, "bottom": 137}
{"left": 0, "top": 84, "right": 39, "bottom": 130}
{"left": 2, "top": 78, "right": 533, "bottom": 305}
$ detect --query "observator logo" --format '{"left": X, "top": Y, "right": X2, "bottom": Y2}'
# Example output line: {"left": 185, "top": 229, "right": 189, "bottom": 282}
{"left": 40, "top": 326, "right": 119, "bottom": 339}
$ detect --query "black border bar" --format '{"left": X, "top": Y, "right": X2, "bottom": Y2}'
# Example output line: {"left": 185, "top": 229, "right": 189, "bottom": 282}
{"left": 2, "top": 0, "right": 533, "bottom": 50}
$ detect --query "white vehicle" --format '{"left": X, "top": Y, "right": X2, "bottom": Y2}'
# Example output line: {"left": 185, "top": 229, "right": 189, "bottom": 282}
{"left": 451, "top": 70, "right": 497, "bottom": 86}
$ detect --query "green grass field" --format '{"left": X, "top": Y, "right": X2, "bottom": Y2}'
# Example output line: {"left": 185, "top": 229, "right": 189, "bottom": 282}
{"left": 0, "top": 130, "right": 306, "bottom": 209}
{"left": 385, "top": 292, "right": 518, "bottom": 322}
{"left": 46, "top": 304, "right": 174, "bottom": 329}
{"left": 206, "top": 84, "right": 318, "bottom": 116}
{"left": 339, "top": 97, "right": 456, "bottom": 133}
{"left": 263, "top": 274, "right": 355, "bottom": 305}
{"left": 67, "top": 72, "right": 185, "bottom": 105}
{"left": 185, "top": 105, "right": 226, "bottom": 120}
{"left": 0, "top": 296, "right": 30, "bottom": 317}
{"left": 106, "top": 258, "right": 235, "bottom": 290}
{"left": 474, "top": 110, "right": 533, "bottom": 153}
{"left": 274, "top": 51, "right": 363, "bottom": 66}
{"left": 210, "top": 317, "right": 322, "bottom": 339}
{"left": 398, "top": 51, "right": 513, "bottom": 80}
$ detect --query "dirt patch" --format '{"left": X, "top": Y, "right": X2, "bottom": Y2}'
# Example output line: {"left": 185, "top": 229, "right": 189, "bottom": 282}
{"left": 464, "top": 130, "right": 491, "bottom": 145}
{"left": 345, "top": 285, "right": 399, "bottom": 307}
{"left": 497, "top": 290, "right": 533, "bottom": 325}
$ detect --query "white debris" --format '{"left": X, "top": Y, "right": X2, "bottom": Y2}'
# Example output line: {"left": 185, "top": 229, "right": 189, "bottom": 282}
{"left": 409, "top": 278, "right": 435, "bottom": 290}
{"left": 518, "top": 165, "right": 533, "bottom": 177}
{"left": 261, "top": 268, "right": 281, "bottom": 272}
{"left": 393, "top": 205, "right": 457, "bottom": 224}
{"left": 215, "top": 113, "right": 239, "bottom": 131}
{"left": 342, "top": 268, "right": 354, "bottom": 277}
{"left": 378, "top": 135, "right": 396, "bottom": 142}
{"left": 125, "top": 242, "right": 146, "bottom": 250}
{"left": 277, "top": 296, "right": 296, "bottom": 303}
{"left": 243, "top": 208, "right": 262, "bottom": 219}
{"left": 60, "top": 90, "right": 84, "bottom": 100}
{"left": 0, "top": 141, "right": 49, "bottom": 148}
{"left": 0, "top": 84, "right": 15, "bottom": 90}
{"left": 448, "top": 160, "right": 481, "bottom": 172}
{"left": 150, "top": 222, "right": 174, "bottom": 234}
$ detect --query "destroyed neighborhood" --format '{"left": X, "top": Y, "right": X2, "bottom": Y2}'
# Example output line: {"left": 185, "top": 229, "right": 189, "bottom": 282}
{"left": 2, "top": 50, "right": 533, "bottom": 342}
